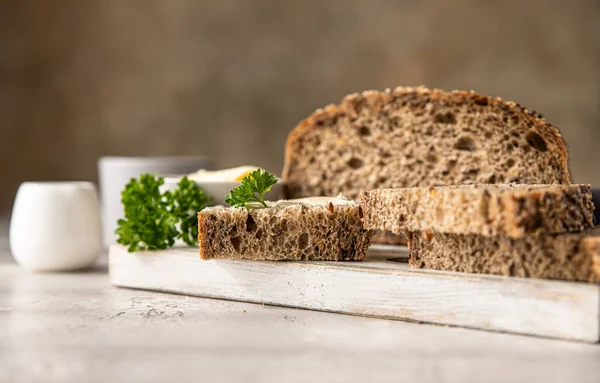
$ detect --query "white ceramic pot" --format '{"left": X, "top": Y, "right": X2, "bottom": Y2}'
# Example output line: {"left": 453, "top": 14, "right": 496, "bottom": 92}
{"left": 9, "top": 182, "right": 103, "bottom": 271}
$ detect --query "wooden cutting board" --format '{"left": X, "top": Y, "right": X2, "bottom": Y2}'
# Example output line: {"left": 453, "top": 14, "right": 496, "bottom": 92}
{"left": 109, "top": 244, "right": 600, "bottom": 343}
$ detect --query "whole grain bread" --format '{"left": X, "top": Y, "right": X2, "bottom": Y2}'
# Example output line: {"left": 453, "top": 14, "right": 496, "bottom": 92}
{"left": 407, "top": 229, "right": 600, "bottom": 283}
{"left": 361, "top": 184, "right": 595, "bottom": 238}
{"left": 282, "top": 87, "right": 572, "bottom": 243}
{"left": 198, "top": 202, "right": 372, "bottom": 261}
{"left": 283, "top": 87, "right": 571, "bottom": 199}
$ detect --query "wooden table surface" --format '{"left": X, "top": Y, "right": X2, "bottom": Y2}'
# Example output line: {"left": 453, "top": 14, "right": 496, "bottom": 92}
{"left": 1, "top": 218, "right": 599, "bottom": 383}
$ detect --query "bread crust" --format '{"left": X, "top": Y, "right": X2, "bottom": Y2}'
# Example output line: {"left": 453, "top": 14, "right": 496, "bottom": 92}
{"left": 198, "top": 211, "right": 212, "bottom": 260}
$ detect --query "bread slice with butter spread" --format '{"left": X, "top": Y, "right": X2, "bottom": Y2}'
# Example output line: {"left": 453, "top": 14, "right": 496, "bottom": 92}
{"left": 198, "top": 196, "right": 372, "bottom": 261}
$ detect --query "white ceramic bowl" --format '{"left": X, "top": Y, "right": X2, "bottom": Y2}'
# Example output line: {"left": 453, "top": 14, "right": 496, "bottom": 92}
{"left": 162, "top": 177, "right": 284, "bottom": 206}
{"left": 9, "top": 182, "right": 102, "bottom": 271}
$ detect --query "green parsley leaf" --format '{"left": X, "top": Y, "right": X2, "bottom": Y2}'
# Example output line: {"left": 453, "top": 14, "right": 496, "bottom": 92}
{"left": 115, "top": 174, "right": 178, "bottom": 252}
{"left": 115, "top": 173, "right": 210, "bottom": 252}
{"left": 225, "top": 169, "right": 278, "bottom": 209}
{"left": 171, "top": 176, "right": 211, "bottom": 246}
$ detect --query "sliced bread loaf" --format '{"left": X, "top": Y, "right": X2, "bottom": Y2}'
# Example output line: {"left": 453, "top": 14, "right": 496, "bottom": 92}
{"left": 361, "top": 184, "right": 595, "bottom": 238}
{"left": 283, "top": 87, "right": 571, "bottom": 200}
{"left": 407, "top": 230, "right": 600, "bottom": 283}
{"left": 198, "top": 198, "right": 372, "bottom": 261}
{"left": 282, "top": 87, "right": 572, "bottom": 244}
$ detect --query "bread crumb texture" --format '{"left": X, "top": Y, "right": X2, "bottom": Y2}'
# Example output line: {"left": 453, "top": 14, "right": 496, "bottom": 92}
{"left": 283, "top": 86, "right": 571, "bottom": 201}
{"left": 361, "top": 183, "right": 595, "bottom": 237}
{"left": 407, "top": 229, "right": 600, "bottom": 283}
{"left": 198, "top": 205, "right": 372, "bottom": 261}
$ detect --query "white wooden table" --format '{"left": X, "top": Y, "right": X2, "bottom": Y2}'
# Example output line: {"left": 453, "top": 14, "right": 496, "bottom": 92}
{"left": 1, "top": 219, "right": 599, "bottom": 383}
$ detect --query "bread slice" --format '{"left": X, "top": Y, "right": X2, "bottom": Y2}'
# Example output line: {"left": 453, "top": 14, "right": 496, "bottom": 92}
{"left": 361, "top": 184, "right": 595, "bottom": 238}
{"left": 407, "top": 230, "right": 600, "bottom": 283}
{"left": 198, "top": 198, "right": 373, "bottom": 261}
{"left": 282, "top": 87, "right": 572, "bottom": 243}
{"left": 283, "top": 87, "right": 571, "bottom": 200}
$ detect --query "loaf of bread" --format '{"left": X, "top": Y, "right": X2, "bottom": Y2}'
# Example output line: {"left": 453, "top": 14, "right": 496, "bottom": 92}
{"left": 282, "top": 87, "right": 572, "bottom": 243}
{"left": 407, "top": 230, "right": 600, "bottom": 283}
{"left": 283, "top": 87, "right": 571, "bottom": 200}
{"left": 361, "top": 184, "right": 595, "bottom": 238}
{"left": 198, "top": 198, "right": 372, "bottom": 261}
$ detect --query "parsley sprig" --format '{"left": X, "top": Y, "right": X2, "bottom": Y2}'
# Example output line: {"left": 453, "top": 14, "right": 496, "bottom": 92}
{"left": 225, "top": 169, "right": 278, "bottom": 209}
{"left": 171, "top": 176, "right": 210, "bottom": 246}
{"left": 116, "top": 174, "right": 210, "bottom": 252}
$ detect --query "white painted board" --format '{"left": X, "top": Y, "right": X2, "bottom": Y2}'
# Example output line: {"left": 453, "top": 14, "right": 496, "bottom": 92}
{"left": 109, "top": 245, "right": 600, "bottom": 342}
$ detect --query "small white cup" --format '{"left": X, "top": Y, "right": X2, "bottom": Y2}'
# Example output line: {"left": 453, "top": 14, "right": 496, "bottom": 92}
{"left": 9, "top": 182, "right": 102, "bottom": 272}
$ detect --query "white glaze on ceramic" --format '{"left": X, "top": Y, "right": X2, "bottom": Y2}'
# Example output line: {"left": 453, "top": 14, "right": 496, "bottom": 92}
{"left": 10, "top": 182, "right": 103, "bottom": 271}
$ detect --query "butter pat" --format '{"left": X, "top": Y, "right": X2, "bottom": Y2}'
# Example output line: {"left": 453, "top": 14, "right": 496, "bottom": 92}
{"left": 188, "top": 166, "right": 262, "bottom": 182}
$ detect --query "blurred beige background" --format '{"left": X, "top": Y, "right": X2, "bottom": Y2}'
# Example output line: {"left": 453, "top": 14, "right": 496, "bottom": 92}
{"left": 1, "top": 0, "right": 599, "bottom": 214}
